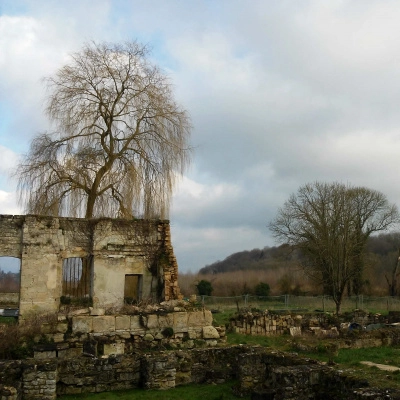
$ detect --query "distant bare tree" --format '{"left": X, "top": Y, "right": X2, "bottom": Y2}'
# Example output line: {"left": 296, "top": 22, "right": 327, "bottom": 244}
{"left": 269, "top": 182, "right": 399, "bottom": 314}
{"left": 16, "top": 41, "right": 191, "bottom": 219}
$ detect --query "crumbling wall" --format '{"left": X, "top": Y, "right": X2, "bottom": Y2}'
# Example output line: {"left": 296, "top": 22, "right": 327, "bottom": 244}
{"left": 2, "top": 347, "right": 400, "bottom": 399}
{"left": 0, "top": 215, "right": 181, "bottom": 316}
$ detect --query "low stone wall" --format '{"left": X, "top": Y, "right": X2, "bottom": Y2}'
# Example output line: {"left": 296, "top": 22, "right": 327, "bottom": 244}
{"left": 2, "top": 347, "right": 400, "bottom": 399}
{"left": 35, "top": 309, "right": 226, "bottom": 359}
{"left": 0, "top": 359, "right": 57, "bottom": 400}
{"left": 229, "top": 310, "right": 391, "bottom": 337}
{"left": 230, "top": 312, "right": 300, "bottom": 336}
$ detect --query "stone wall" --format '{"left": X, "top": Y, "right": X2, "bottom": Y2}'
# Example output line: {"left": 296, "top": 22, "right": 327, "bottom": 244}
{"left": 35, "top": 309, "right": 225, "bottom": 359}
{"left": 0, "top": 215, "right": 181, "bottom": 316}
{"left": 2, "top": 346, "right": 400, "bottom": 399}
{"left": 230, "top": 312, "right": 300, "bottom": 336}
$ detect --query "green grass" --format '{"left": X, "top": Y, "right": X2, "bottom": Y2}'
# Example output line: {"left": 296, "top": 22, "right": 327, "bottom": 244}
{"left": 0, "top": 317, "right": 18, "bottom": 324}
{"left": 212, "top": 310, "right": 236, "bottom": 327}
{"left": 336, "top": 346, "right": 400, "bottom": 366}
{"left": 59, "top": 381, "right": 248, "bottom": 400}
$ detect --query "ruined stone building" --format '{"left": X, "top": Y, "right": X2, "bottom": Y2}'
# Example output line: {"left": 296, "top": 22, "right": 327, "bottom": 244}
{"left": 0, "top": 215, "right": 181, "bottom": 316}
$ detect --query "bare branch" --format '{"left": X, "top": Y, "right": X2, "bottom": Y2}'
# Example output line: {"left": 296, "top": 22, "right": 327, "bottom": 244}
{"left": 15, "top": 40, "right": 192, "bottom": 219}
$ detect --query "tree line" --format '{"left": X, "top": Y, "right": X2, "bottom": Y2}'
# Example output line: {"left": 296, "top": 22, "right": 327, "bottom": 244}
{"left": 0, "top": 269, "right": 20, "bottom": 293}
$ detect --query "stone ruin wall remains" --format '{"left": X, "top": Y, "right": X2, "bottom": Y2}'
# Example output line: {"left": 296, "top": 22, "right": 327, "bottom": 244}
{"left": 2, "top": 345, "right": 400, "bottom": 400}
{"left": 0, "top": 215, "right": 181, "bottom": 316}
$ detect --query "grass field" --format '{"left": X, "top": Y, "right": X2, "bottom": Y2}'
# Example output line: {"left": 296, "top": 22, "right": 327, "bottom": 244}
{"left": 59, "top": 381, "right": 248, "bottom": 400}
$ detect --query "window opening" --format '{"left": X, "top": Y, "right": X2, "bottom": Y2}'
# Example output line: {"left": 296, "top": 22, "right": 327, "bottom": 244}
{"left": 62, "top": 256, "right": 93, "bottom": 302}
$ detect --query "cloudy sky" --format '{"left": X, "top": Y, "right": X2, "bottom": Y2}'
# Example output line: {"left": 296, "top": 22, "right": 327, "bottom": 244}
{"left": 1, "top": 0, "right": 400, "bottom": 273}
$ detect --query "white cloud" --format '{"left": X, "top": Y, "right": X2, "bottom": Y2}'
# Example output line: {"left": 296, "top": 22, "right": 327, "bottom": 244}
{"left": 0, "top": 146, "right": 19, "bottom": 174}
{"left": 2, "top": 1, "right": 400, "bottom": 272}
{"left": 0, "top": 191, "right": 21, "bottom": 215}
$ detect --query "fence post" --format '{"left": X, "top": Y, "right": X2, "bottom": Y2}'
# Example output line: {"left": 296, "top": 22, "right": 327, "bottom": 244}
{"left": 322, "top": 295, "right": 325, "bottom": 312}
{"left": 202, "top": 295, "right": 205, "bottom": 306}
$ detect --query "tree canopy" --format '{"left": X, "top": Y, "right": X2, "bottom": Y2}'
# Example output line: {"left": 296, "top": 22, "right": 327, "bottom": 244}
{"left": 269, "top": 182, "right": 399, "bottom": 314}
{"left": 16, "top": 41, "right": 191, "bottom": 219}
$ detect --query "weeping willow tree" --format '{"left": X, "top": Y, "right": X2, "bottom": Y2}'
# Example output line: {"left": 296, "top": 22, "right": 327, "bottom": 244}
{"left": 16, "top": 40, "right": 191, "bottom": 219}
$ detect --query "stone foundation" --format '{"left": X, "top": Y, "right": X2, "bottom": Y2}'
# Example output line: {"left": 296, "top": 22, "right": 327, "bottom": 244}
{"left": 33, "top": 309, "right": 226, "bottom": 360}
{"left": 1, "top": 347, "right": 400, "bottom": 399}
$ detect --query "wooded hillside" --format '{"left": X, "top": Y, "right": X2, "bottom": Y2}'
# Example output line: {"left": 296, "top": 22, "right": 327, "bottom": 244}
{"left": 178, "top": 233, "right": 400, "bottom": 297}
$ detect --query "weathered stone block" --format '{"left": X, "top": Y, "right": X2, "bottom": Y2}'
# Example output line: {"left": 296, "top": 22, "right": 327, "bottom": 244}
{"left": 34, "top": 350, "right": 57, "bottom": 359}
{"left": 130, "top": 315, "right": 142, "bottom": 330}
{"left": 144, "top": 333, "right": 154, "bottom": 342}
{"left": 187, "top": 310, "right": 212, "bottom": 327}
{"left": 52, "top": 333, "right": 65, "bottom": 343}
{"left": 56, "top": 322, "right": 68, "bottom": 333}
{"left": 188, "top": 328, "right": 200, "bottom": 339}
{"left": 158, "top": 314, "right": 174, "bottom": 329}
{"left": 202, "top": 326, "right": 220, "bottom": 339}
{"left": 173, "top": 312, "right": 188, "bottom": 332}
{"left": 72, "top": 316, "right": 93, "bottom": 334}
{"left": 146, "top": 314, "right": 158, "bottom": 329}
{"left": 89, "top": 308, "right": 105, "bottom": 316}
{"left": 92, "top": 316, "right": 115, "bottom": 333}
{"left": 290, "top": 327, "right": 301, "bottom": 337}
{"left": 103, "top": 342, "right": 124, "bottom": 355}
{"left": 117, "top": 332, "right": 131, "bottom": 339}
{"left": 115, "top": 315, "right": 130, "bottom": 331}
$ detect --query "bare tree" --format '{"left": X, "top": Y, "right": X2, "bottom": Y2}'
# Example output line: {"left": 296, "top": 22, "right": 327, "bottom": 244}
{"left": 16, "top": 41, "right": 191, "bottom": 219}
{"left": 269, "top": 182, "right": 399, "bottom": 314}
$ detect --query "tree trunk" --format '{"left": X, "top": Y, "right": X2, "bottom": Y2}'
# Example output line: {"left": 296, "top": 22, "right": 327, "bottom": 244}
{"left": 386, "top": 251, "right": 400, "bottom": 297}
{"left": 334, "top": 291, "right": 343, "bottom": 315}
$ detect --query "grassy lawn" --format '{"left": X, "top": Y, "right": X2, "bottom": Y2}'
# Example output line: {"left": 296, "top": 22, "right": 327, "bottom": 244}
{"left": 59, "top": 381, "right": 248, "bottom": 400}
{"left": 0, "top": 316, "right": 18, "bottom": 324}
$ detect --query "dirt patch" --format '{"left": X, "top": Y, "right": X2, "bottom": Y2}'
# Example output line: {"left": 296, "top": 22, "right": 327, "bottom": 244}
{"left": 360, "top": 361, "right": 400, "bottom": 371}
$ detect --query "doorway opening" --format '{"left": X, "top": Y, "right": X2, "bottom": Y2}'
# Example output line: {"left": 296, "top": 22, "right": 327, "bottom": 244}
{"left": 124, "top": 274, "right": 142, "bottom": 304}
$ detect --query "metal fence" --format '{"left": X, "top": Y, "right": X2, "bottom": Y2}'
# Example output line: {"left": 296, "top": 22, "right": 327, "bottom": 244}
{"left": 194, "top": 294, "right": 400, "bottom": 314}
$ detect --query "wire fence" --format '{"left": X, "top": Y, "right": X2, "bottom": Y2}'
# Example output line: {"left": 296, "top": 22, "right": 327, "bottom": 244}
{"left": 194, "top": 294, "right": 400, "bottom": 314}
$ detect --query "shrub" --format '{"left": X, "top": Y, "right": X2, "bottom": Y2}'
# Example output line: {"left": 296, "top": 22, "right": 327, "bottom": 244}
{"left": 254, "top": 282, "right": 270, "bottom": 297}
{"left": 162, "top": 327, "right": 174, "bottom": 338}
{"left": 196, "top": 280, "right": 213, "bottom": 296}
{"left": 0, "top": 312, "right": 57, "bottom": 359}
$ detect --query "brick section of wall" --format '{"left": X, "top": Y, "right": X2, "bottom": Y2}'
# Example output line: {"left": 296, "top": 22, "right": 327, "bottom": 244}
{"left": 22, "top": 361, "right": 57, "bottom": 400}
